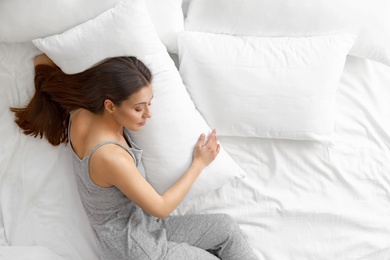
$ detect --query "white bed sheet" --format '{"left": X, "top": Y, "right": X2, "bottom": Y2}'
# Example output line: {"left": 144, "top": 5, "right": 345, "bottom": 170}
{"left": 0, "top": 42, "right": 99, "bottom": 259}
{"left": 174, "top": 56, "right": 390, "bottom": 259}
{"left": 0, "top": 246, "right": 65, "bottom": 260}
{"left": 1, "top": 42, "right": 390, "bottom": 259}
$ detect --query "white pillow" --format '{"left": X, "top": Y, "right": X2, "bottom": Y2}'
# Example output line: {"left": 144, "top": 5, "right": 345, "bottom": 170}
{"left": 0, "top": 0, "right": 183, "bottom": 53}
{"left": 178, "top": 32, "right": 355, "bottom": 144}
{"left": 182, "top": 0, "right": 191, "bottom": 18}
{"left": 185, "top": 0, "right": 390, "bottom": 66}
{"left": 144, "top": 0, "right": 183, "bottom": 53}
{"left": 32, "top": 0, "right": 245, "bottom": 201}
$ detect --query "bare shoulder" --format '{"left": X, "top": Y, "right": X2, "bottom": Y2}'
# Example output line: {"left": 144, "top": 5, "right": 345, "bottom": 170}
{"left": 92, "top": 143, "right": 134, "bottom": 166}
{"left": 34, "top": 54, "right": 56, "bottom": 67}
{"left": 89, "top": 143, "right": 137, "bottom": 187}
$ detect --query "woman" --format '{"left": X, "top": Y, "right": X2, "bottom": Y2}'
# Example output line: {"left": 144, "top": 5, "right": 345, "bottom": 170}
{"left": 11, "top": 54, "right": 258, "bottom": 259}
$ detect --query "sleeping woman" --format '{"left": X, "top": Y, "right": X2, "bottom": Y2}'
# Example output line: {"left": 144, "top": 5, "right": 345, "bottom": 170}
{"left": 11, "top": 54, "right": 258, "bottom": 260}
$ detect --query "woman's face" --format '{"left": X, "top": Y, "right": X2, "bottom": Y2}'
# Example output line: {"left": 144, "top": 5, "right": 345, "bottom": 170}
{"left": 114, "top": 84, "right": 153, "bottom": 131}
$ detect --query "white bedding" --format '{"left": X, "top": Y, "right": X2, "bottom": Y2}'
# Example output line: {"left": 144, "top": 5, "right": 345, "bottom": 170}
{"left": 0, "top": 246, "right": 65, "bottom": 260}
{"left": 0, "top": 43, "right": 99, "bottom": 259}
{"left": 1, "top": 6, "right": 390, "bottom": 260}
{"left": 174, "top": 55, "right": 390, "bottom": 259}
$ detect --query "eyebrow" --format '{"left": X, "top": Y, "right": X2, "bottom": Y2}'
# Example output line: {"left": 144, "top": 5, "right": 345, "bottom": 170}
{"left": 134, "top": 95, "right": 153, "bottom": 105}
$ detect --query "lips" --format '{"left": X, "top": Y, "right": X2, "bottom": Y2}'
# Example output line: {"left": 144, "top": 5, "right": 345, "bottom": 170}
{"left": 139, "top": 122, "right": 146, "bottom": 126}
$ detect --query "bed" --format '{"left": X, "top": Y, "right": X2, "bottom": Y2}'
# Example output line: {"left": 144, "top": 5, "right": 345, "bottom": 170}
{"left": 1, "top": 0, "right": 390, "bottom": 259}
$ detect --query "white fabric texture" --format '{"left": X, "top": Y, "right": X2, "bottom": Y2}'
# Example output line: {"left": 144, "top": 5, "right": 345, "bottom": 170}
{"left": 0, "top": 0, "right": 183, "bottom": 53}
{"left": 174, "top": 56, "right": 390, "bottom": 259}
{"left": 0, "top": 42, "right": 99, "bottom": 259}
{"left": 32, "top": 0, "right": 245, "bottom": 201}
{"left": 2, "top": 45, "right": 389, "bottom": 259}
{"left": 32, "top": 0, "right": 165, "bottom": 74}
{"left": 0, "top": 205, "right": 7, "bottom": 246}
{"left": 0, "top": 228, "right": 7, "bottom": 246}
{"left": 0, "top": 247, "right": 65, "bottom": 260}
{"left": 185, "top": 0, "right": 390, "bottom": 66}
{"left": 1, "top": 2, "right": 390, "bottom": 260}
{"left": 0, "top": 0, "right": 121, "bottom": 42}
{"left": 144, "top": 0, "right": 183, "bottom": 53}
{"left": 178, "top": 31, "right": 355, "bottom": 143}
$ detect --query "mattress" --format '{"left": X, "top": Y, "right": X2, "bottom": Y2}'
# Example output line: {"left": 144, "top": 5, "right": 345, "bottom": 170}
{"left": 1, "top": 14, "right": 390, "bottom": 260}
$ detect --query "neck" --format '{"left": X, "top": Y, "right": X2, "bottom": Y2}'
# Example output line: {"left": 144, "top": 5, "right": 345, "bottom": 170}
{"left": 95, "top": 111, "right": 124, "bottom": 137}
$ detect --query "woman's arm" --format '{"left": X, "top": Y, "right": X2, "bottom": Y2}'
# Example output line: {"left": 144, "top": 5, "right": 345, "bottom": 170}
{"left": 90, "top": 130, "right": 220, "bottom": 219}
{"left": 34, "top": 54, "right": 56, "bottom": 67}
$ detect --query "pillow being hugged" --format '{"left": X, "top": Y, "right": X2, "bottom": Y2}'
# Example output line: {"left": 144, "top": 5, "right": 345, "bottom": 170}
{"left": 32, "top": 0, "right": 245, "bottom": 201}
{"left": 178, "top": 31, "right": 356, "bottom": 144}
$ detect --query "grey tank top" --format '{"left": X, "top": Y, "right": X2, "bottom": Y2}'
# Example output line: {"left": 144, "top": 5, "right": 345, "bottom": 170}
{"left": 70, "top": 127, "right": 167, "bottom": 260}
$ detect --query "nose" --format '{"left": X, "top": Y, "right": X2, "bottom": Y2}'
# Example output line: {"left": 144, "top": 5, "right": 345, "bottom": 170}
{"left": 143, "top": 106, "right": 152, "bottom": 119}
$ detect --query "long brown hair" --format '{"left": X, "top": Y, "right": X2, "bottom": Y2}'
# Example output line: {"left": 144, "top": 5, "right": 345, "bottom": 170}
{"left": 11, "top": 56, "right": 152, "bottom": 146}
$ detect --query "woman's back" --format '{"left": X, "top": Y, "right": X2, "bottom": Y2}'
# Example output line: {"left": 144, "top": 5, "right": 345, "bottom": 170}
{"left": 69, "top": 112, "right": 168, "bottom": 260}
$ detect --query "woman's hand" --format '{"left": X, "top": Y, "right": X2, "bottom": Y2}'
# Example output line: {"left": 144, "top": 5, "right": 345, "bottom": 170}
{"left": 34, "top": 54, "right": 55, "bottom": 67}
{"left": 192, "top": 129, "right": 221, "bottom": 168}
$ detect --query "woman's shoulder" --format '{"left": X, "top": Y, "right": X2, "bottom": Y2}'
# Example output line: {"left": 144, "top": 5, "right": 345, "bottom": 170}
{"left": 70, "top": 109, "right": 132, "bottom": 160}
{"left": 88, "top": 139, "right": 137, "bottom": 188}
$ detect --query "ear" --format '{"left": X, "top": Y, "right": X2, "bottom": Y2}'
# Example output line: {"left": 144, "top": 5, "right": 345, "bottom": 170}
{"left": 103, "top": 99, "right": 115, "bottom": 113}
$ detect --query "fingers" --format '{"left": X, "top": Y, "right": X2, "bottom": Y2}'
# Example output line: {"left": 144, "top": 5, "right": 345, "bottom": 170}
{"left": 198, "top": 129, "right": 219, "bottom": 147}
{"left": 210, "top": 129, "right": 217, "bottom": 141}
{"left": 197, "top": 133, "right": 205, "bottom": 148}
{"left": 203, "top": 129, "right": 220, "bottom": 155}
{"left": 193, "top": 130, "right": 220, "bottom": 166}
{"left": 205, "top": 129, "right": 218, "bottom": 145}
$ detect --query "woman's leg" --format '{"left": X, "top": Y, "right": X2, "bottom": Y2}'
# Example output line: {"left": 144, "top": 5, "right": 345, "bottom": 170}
{"left": 159, "top": 213, "right": 258, "bottom": 260}
{"left": 165, "top": 241, "right": 220, "bottom": 260}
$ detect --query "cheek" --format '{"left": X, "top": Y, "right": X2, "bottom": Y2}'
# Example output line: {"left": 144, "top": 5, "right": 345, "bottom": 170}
{"left": 116, "top": 109, "right": 139, "bottom": 123}
{"left": 124, "top": 111, "right": 140, "bottom": 122}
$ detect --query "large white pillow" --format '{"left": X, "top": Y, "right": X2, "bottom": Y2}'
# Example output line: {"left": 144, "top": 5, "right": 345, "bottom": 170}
{"left": 32, "top": 0, "right": 245, "bottom": 201}
{"left": 0, "top": 0, "right": 183, "bottom": 53}
{"left": 178, "top": 32, "right": 355, "bottom": 144}
{"left": 185, "top": 0, "right": 390, "bottom": 66}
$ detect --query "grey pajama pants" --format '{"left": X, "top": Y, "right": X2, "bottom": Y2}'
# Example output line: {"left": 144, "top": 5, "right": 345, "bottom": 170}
{"left": 158, "top": 213, "right": 258, "bottom": 260}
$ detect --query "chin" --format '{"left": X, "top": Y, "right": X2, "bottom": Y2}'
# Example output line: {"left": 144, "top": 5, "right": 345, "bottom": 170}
{"left": 126, "top": 125, "right": 143, "bottom": 132}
